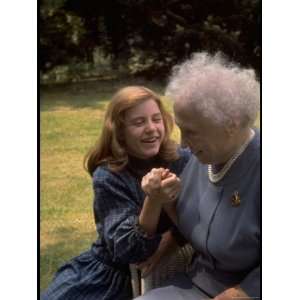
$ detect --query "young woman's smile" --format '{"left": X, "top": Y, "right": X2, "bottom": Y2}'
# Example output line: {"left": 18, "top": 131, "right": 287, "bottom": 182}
{"left": 123, "top": 99, "right": 165, "bottom": 159}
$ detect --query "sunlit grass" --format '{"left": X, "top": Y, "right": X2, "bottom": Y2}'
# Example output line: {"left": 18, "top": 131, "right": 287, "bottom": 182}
{"left": 41, "top": 107, "right": 100, "bottom": 290}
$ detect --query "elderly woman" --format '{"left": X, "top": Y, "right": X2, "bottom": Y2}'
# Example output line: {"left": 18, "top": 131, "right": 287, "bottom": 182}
{"left": 136, "top": 52, "right": 260, "bottom": 300}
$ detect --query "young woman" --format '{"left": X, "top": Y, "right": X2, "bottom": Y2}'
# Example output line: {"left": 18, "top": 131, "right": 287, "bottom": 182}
{"left": 41, "top": 86, "right": 191, "bottom": 300}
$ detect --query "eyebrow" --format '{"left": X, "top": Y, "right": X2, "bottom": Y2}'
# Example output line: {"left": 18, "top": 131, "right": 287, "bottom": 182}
{"left": 152, "top": 113, "right": 162, "bottom": 118}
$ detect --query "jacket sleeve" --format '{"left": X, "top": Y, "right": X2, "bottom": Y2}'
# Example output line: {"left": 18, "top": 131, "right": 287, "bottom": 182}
{"left": 239, "top": 265, "right": 261, "bottom": 299}
{"left": 93, "top": 170, "right": 161, "bottom": 265}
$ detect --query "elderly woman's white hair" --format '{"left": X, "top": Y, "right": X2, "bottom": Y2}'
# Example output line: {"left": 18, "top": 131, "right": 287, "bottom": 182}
{"left": 166, "top": 52, "right": 260, "bottom": 128}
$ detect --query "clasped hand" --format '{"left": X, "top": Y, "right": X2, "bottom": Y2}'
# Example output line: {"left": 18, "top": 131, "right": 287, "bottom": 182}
{"left": 141, "top": 168, "right": 180, "bottom": 204}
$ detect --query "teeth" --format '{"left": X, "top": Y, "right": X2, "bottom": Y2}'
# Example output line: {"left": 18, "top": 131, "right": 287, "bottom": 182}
{"left": 143, "top": 137, "right": 157, "bottom": 142}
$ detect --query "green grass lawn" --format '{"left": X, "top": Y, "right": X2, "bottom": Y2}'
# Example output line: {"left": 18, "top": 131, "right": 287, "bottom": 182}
{"left": 40, "top": 78, "right": 260, "bottom": 291}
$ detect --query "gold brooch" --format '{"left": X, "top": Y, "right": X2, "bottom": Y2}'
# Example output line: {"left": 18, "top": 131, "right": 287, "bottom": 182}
{"left": 231, "top": 191, "right": 241, "bottom": 207}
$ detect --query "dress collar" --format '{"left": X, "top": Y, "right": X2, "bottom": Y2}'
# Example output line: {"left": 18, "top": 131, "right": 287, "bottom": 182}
{"left": 210, "top": 128, "right": 260, "bottom": 186}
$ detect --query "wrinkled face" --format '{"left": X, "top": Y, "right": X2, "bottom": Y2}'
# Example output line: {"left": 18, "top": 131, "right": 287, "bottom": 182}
{"left": 123, "top": 99, "right": 165, "bottom": 159}
{"left": 174, "top": 102, "right": 234, "bottom": 165}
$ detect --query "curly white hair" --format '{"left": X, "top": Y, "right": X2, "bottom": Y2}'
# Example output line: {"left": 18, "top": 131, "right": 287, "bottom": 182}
{"left": 166, "top": 52, "right": 260, "bottom": 128}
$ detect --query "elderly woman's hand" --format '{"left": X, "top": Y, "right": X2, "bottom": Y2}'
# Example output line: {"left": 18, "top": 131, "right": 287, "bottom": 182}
{"left": 213, "top": 286, "right": 251, "bottom": 300}
{"left": 141, "top": 168, "right": 181, "bottom": 204}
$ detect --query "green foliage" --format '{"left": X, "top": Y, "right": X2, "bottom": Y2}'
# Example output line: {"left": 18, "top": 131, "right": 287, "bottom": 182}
{"left": 40, "top": 0, "right": 261, "bottom": 80}
{"left": 40, "top": 7, "right": 87, "bottom": 71}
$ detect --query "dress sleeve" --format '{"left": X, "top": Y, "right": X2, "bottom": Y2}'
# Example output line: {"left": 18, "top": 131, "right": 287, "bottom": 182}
{"left": 239, "top": 265, "right": 261, "bottom": 299}
{"left": 93, "top": 169, "right": 162, "bottom": 265}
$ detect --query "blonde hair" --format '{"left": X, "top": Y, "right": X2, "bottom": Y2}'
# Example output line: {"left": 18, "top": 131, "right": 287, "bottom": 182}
{"left": 84, "top": 86, "right": 179, "bottom": 176}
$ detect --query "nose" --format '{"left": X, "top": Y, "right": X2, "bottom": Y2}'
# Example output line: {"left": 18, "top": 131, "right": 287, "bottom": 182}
{"left": 145, "top": 120, "right": 156, "bottom": 132}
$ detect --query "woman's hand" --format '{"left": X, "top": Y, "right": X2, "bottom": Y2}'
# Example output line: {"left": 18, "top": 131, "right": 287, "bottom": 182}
{"left": 141, "top": 168, "right": 164, "bottom": 198}
{"left": 141, "top": 168, "right": 181, "bottom": 204}
{"left": 213, "top": 286, "right": 251, "bottom": 300}
{"left": 135, "top": 230, "right": 178, "bottom": 277}
{"left": 138, "top": 168, "right": 180, "bottom": 235}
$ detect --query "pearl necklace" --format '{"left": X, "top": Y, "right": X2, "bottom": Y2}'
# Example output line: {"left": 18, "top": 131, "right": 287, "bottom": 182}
{"left": 208, "top": 129, "right": 255, "bottom": 183}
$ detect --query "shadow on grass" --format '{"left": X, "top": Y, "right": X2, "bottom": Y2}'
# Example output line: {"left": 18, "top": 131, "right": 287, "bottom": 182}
{"left": 40, "top": 77, "right": 165, "bottom": 112}
{"left": 40, "top": 226, "right": 97, "bottom": 292}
